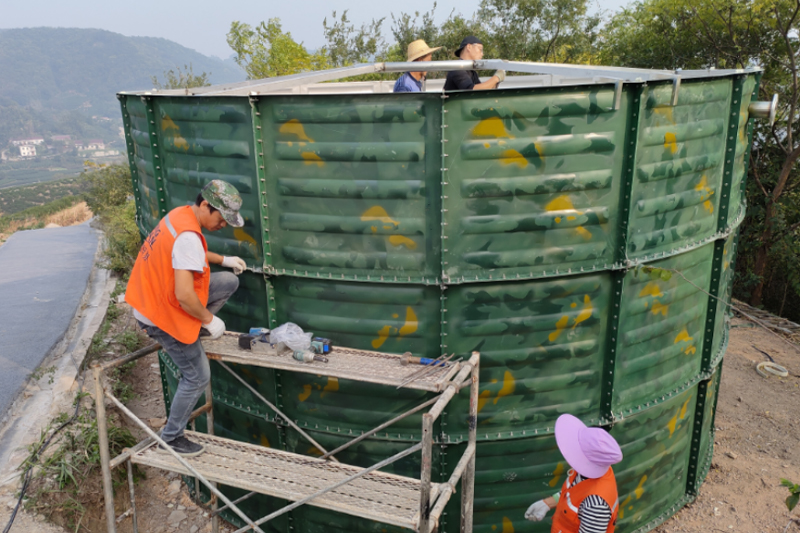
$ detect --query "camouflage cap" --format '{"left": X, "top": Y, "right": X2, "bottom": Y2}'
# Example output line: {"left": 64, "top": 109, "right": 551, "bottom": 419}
{"left": 201, "top": 180, "right": 244, "bottom": 227}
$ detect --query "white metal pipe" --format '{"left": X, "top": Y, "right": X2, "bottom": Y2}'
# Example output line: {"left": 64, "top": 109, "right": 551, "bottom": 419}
{"left": 93, "top": 365, "right": 118, "bottom": 533}
{"left": 203, "top": 64, "right": 381, "bottom": 96}
{"left": 419, "top": 413, "right": 434, "bottom": 533}
{"left": 429, "top": 352, "right": 480, "bottom": 421}
{"left": 749, "top": 94, "right": 779, "bottom": 126}
{"left": 320, "top": 394, "right": 441, "bottom": 459}
{"left": 126, "top": 460, "right": 138, "bottom": 533}
{"left": 462, "top": 354, "right": 480, "bottom": 533}
{"left": 110, "top": 437, "right": 154, "bottom": 470}
{"left": 429, "top": 442, "right": 476, "bottom": 533}
{"left": 381, "top": 60, "right": 477, "bottom": 73}
{"left": 205, "top": 380, "right": 219, "bottom": 533}
{"left": 217, "top": 360, "right": 338, "bottom": 462}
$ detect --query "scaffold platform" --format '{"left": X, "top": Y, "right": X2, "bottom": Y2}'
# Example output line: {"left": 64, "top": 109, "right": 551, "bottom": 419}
{"left": 92, "top": 335, "right": 479, "bottom": 533}
{"left": 131, "top": 430, "right": 441, "bottom": 529}
{"left": 202, "top": 333, "right": 462, "bottom": 392}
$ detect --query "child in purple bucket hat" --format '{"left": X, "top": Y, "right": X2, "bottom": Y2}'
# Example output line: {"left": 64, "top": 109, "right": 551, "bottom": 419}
{"left": 525, "top": 414, "right": 623, "bottom": 532}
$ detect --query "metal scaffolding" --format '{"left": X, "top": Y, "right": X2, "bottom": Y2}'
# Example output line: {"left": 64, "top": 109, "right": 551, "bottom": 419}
{"left": 92, "top": 335, "right": 480, "bottom": 533}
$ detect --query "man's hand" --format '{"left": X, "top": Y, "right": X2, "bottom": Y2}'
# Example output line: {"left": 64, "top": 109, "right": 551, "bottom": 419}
{"left": 524, "top": 500, "right": 550, "bottom": 521}
{"left": 494, "top": 70, "right": 506, "bottom": 83}
{"left": 221, "top": 256, "right": 247, "bottom": 275}
{"left": 202, "top": 316, "right": 226, "bottom": 339}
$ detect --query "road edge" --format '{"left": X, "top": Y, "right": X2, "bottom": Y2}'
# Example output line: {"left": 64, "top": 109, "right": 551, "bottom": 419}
{"left": 0, "top": 236, "right": 115, "bottom": 489}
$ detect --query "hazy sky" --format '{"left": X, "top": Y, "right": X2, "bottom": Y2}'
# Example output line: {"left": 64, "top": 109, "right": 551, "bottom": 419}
{"left": 2, "top": 0, "right": 630, "bottom": 59}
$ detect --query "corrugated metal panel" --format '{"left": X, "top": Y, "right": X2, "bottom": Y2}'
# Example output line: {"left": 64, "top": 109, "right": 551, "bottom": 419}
{"left": 611, "top": 386, "right": 695, "bottom": 532}
{"left": 273, "top": 277, "right": 441, "bottom": 357}
{"left": 289, "top": 508, "right": 411, "bottom": 533}
{"left": 628, "top": 80, "right": 731, "bottom": 258}
{"left": 208, "top": 360, "right": 280, "bottom": 424}
{"left": 469, "top": 436, "right": 563, "bottom": 533}
{"left": 214, "top": 269, "right": 271, "bottom": 338}
{"left": 123, "top": 97, "right": 161, "bottom": 232}
{"left": 695, "top": 369, "right": 721, "bottom": 487}
{"left": 614, "top": 244, "right": 712, "bottom": 413}
{"left": 151, "top": 98, "right": 264, "bottom": 265}
{"left": 258, "top": 95, "right": 442, "bottom": 283}
{"left": 283, "top": 427, "right": 433, "bottom": 479}
{"left": 442, "top": 87, "right": 625, "bottom": 282}
{"left": 444, "top": 274, "right": 610, "bottom": 438}
{"left": 711, "top": 234, "right": 736, "bottom": 362}
{"left": 273, "top": 277, "right": 440, "bottom": 435}
{"left": 726, "top": 76, "right": 758, "bottom": 224}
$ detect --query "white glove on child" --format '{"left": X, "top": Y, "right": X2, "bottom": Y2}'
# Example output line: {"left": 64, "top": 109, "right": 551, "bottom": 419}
{"left": 221, "top": 256, "right": 247, "bottom": 275}
{"left": 524, "top": 500, "right": 550, "bottom": 521}
{"left": 202, "top": 315, "right": 226, "bottom": 340}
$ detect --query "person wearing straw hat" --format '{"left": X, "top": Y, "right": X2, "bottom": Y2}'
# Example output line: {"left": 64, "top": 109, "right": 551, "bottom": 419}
{"left": 525, "top": 414, "right": 623, "bottom": 532}
{"left": 126, "top": 179, "right": 247, "bottom": 457}
{"left": 393, "top": 39, "right": 441, "bottom": 92}
{"left": 444, "top": 35, "right": 505, "bottom": 91}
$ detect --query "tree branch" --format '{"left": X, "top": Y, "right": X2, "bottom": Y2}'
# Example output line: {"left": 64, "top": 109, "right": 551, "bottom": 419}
{"left": 773, "top": 142, "right": 800, "bottom": 203}
{"left": 751, "top": 153, "right": 772, "bottom": 198}
{"left": 774, "top": 1, "right": 800, "bottom": 149}
{"left": 543, "top": 20, "right": 562, "bottom": 62}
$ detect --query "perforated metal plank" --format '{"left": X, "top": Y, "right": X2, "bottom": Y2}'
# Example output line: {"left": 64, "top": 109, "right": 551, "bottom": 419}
{"left": 132, "top": 431, "right": 439, "bottom": 530}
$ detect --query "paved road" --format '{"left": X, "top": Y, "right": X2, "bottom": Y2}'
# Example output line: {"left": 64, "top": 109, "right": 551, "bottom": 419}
{"left": 0, "top": 222, "right": 99, "bottom": 417}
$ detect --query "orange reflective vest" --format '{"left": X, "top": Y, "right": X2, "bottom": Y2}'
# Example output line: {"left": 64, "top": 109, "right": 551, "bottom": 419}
{"left": 126, "top": 206, "right": 209, "bottom": 344}
{"left": 551, "top": 468, "right": 618, "bottom": 533}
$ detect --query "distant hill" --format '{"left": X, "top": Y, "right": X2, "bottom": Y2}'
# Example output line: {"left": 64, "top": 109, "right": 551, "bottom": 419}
{"left": 0, "top": 27, "right": 245, "bottom": 117}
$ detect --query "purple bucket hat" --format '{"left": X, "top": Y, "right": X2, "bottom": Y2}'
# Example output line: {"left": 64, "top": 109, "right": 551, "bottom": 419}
{"left": 555, "top": 414, "right": 623, "bottom": 479}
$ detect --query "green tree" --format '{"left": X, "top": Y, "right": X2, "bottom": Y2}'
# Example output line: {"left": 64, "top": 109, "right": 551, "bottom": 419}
{"left": 227, "top": 19, "right": 329, "bottom": 79}
{"left": 81, "top": 163, "right": 141, "bottom": 273}
{"left": 322, "top": 10, "right": 387, "bottom": 67}
{"left": 478, "top": 0, "right": 602, "bottom": 63}
{"left": 81, "top": 162, "right": 131, "bottom": 216}
{"left": 389, "top": 5, "right": 493, "bottom": 77}
{"left": 390, "top": 4, "right": 445, "bottom": 61}
{"left": 151, "top": 63, "right": 211, "bottom": 90}
{"left": 600, "top": 0, "right": 800, "bottom": 320}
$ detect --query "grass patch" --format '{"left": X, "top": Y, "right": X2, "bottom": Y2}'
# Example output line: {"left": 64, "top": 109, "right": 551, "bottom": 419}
{"left": 21, "top": 273, "right": 152, "bottom": 531}
{"left": 22, "top": 397, "right": 142, "bottom": 532}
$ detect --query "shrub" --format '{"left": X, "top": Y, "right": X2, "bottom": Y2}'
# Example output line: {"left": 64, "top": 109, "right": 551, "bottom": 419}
{"left": 81, "top": 163, "right": 132, "bottom": 216}
{"left": 81, "top": 163, "right": 142, "bottom": 274}
{"left": 101, "top": 199, "right": 141, "bottom": 274}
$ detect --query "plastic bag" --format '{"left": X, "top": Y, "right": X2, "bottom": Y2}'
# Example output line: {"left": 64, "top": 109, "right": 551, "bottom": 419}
{"left": 269, "top": 322, "right": 312, "bottom": 352}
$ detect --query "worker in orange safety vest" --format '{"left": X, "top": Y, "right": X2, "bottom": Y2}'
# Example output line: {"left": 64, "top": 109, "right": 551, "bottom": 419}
{"left": 126, "top": 180, "right": 247, "bottom": 457}
{"left": 525, "top": 414, "right": 623, "bottom": 533}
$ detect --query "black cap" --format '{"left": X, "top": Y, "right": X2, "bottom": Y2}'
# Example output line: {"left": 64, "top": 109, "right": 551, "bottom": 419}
{"left": 455, "top": 36, "right": 483, "bottom": 58}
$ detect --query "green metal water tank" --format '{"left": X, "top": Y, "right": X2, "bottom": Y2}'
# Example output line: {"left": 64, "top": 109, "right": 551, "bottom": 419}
{"left": 119, "top": 60, "right": 765, "bottom": 533}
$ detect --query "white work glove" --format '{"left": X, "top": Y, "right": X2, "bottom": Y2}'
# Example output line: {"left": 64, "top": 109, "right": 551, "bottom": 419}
{"left": 202, "top": 316, "right": 226, "bottom": 340}
{"left": 524, "top": 500, "right": 550, "bottom": 522}
{"left": 221, "top": 256, "right": 247, "bottom": 275}
{"left": 494, "top": 70, "right": 506, "bottom": 83}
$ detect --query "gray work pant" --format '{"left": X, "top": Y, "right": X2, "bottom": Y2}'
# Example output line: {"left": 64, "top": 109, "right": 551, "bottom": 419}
{"left": 138, "top": 271, "right": 239, "bottom": 442}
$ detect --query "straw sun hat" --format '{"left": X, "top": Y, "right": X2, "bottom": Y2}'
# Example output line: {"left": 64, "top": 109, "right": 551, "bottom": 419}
{"left": 406, "top": 39, "right": 441, "bottom": 62}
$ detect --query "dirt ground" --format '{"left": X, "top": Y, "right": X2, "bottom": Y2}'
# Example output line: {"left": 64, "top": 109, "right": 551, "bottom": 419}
{"left": 654, "top": 318, "right": 800, "bottom": 533}
{"left": 3, "top": 312, "right": 798, "bottom": 533}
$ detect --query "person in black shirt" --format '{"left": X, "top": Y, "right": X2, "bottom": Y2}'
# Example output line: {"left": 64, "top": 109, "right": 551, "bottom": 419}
{"left": 444, "top": 36, "right": 505, "bottom": 91}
